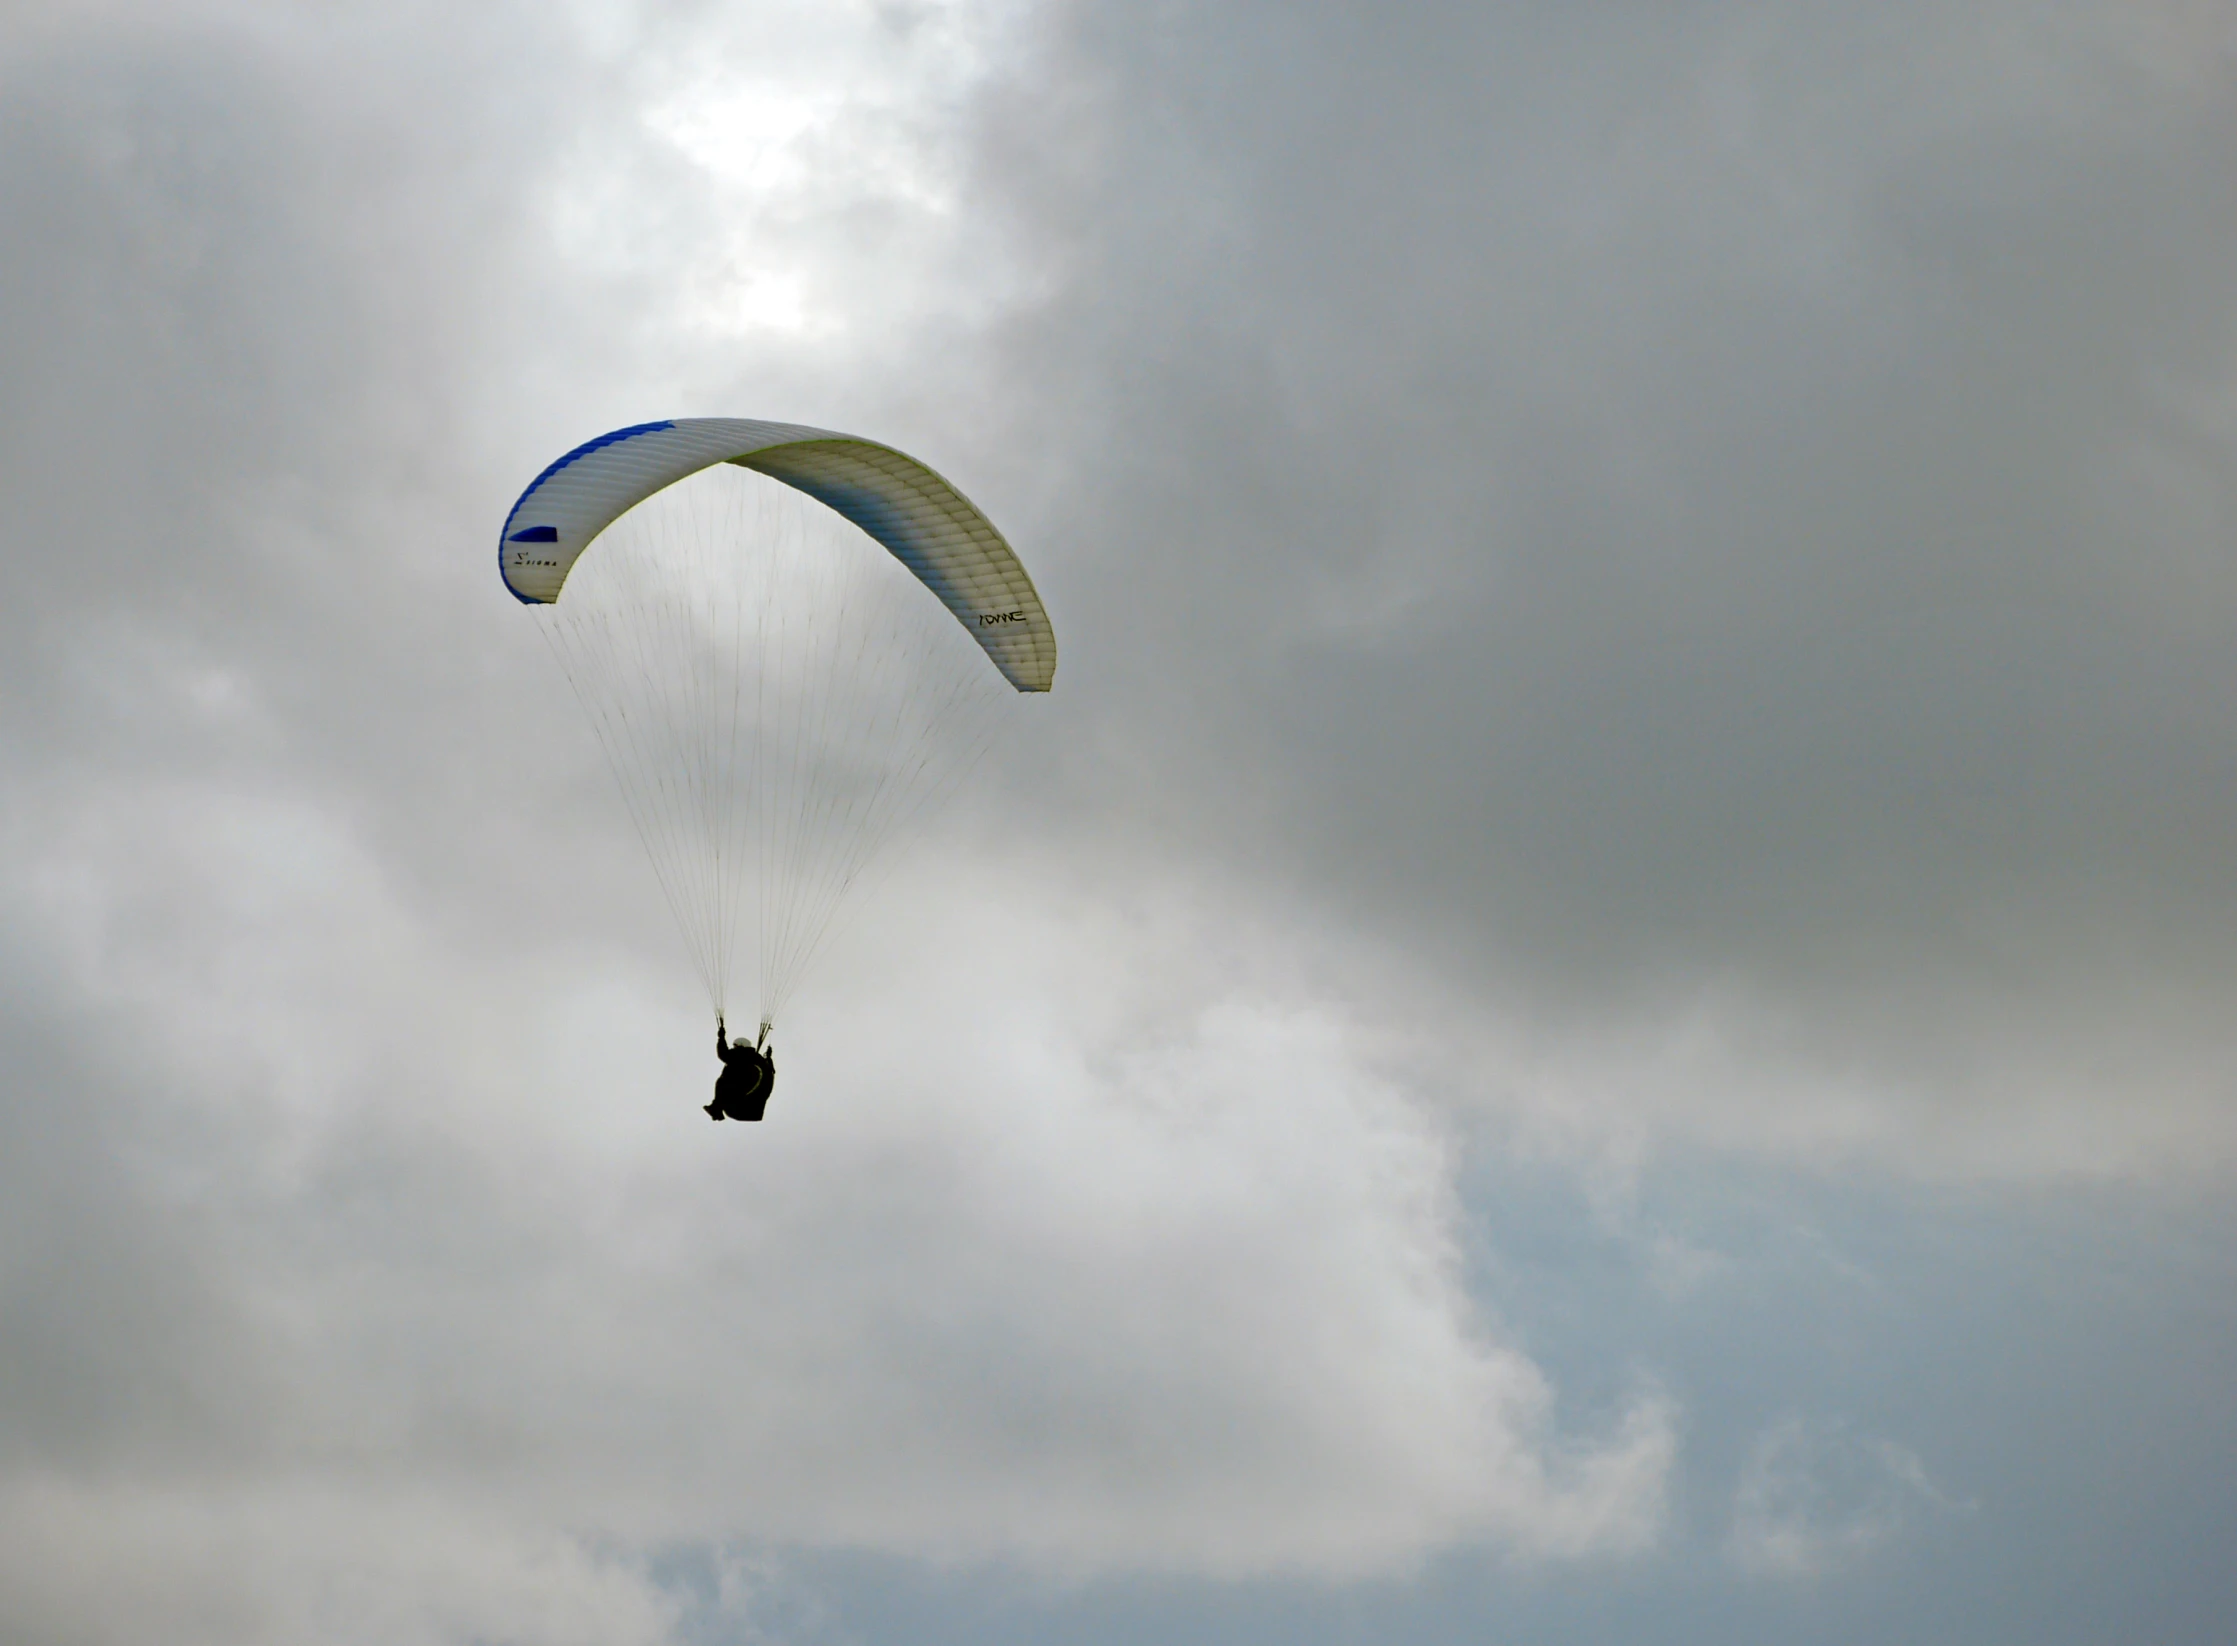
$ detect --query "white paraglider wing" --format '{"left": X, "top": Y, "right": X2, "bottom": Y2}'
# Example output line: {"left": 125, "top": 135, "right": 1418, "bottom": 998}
{"left": 503, "top": 419, "right": 1054, "bottom": 1028}
{"left": 500, "top": 418, "right": 1054, "bottom": 692}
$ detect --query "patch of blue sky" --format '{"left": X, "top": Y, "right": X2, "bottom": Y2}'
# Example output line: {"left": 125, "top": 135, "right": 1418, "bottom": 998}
{"left": 649, "top": 1160, "right": 2237, "bottom": 1646}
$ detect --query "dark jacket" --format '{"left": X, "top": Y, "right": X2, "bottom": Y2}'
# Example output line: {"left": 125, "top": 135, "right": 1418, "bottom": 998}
{"left": 715, "top": 1029, "right": 775, "bottom": 1122}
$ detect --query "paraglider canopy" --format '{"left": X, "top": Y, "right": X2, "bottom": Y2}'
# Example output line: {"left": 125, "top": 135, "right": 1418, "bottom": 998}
{"left": 500, "top": 417, "right": 1055, "bottom": 692}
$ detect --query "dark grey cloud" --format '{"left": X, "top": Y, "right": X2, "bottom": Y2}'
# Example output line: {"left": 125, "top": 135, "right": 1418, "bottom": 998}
{"left": 951, "top": 0, "right": 2237, "bottom": 1159}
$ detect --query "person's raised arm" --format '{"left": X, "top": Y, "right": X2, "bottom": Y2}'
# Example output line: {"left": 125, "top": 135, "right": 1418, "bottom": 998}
{"left": 716, "top": 1015, "right": 728, "bottom": 1058}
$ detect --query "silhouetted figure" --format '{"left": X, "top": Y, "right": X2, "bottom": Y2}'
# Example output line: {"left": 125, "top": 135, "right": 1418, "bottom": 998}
{"left": 708, "top": 1016, "right": 775, "bottom": 1122}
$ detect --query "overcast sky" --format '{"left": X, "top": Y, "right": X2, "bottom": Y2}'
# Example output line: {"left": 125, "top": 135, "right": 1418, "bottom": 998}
{"left": 3, "top": 2, "right": 2234, "bottom": 1642}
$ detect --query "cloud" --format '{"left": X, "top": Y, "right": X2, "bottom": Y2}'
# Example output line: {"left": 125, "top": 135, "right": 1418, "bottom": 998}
{"left": 0, "top": 1480, "right": 689, "bottom": 1646}
{"left": 947, "top": 0, "right": 2237, "bottom": 1173}
{"left": 1725, "top": 1416, "right": 1967, "bottom": 1580}
{"left": 0, "top": 782, "right": 1675, "bottom": 1590}
{"left": 4, "top": 0, "right": 2231, "bottom": 1638}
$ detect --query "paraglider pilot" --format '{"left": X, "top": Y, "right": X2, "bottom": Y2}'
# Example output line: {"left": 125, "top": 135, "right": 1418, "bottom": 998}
{"left": 708, "top": 1016, "right": 776, "bottom": 1122}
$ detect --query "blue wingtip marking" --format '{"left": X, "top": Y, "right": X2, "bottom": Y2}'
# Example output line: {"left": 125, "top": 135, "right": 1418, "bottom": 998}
{"left": 497, "top": 418, "right": 677, "bottom": 594}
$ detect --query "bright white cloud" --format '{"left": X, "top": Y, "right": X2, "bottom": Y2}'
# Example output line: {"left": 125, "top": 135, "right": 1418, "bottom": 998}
{"left": 539, "top": 0, "right": 1033, "bottom": 345}
{"left": 0, "top": 773, "right": 1676, "bottom": 1584}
